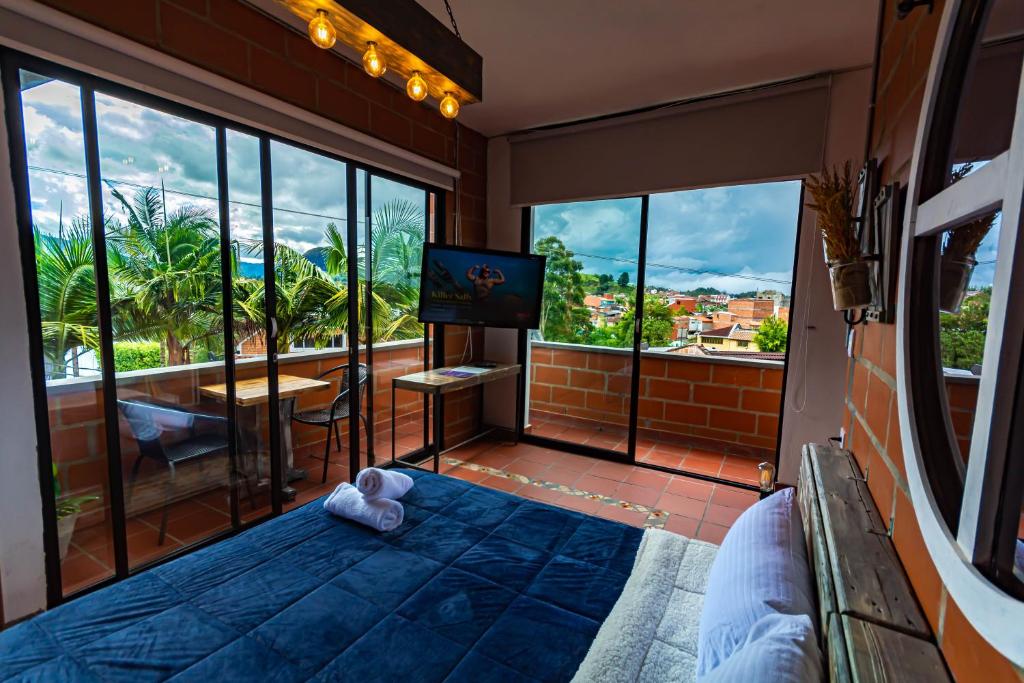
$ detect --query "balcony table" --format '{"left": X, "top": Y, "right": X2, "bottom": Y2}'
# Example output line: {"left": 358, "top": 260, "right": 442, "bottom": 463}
{"left": 200, "top": 374, "right": 330, "bottom": 500}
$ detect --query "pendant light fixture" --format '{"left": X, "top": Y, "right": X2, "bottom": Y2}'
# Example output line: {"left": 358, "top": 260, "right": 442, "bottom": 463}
{"left": 307, "top": 9, "right": 336, "bottom": 50}
{"left": 439, "top": 92, "right": 460, "bottom": 120}
{"left": 361, "top": 41, "right": 387, "bottom": 78}
{"left": 291, "top": 0, "right": 480, "bottom": 120}
{"left": 406, "top": 71, "right": 428, "bottom": 101}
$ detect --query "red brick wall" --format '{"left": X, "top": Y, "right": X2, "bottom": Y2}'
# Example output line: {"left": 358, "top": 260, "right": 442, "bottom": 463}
{"left": 844, "top": 2, "right": 1020, "bottom": 679}
{"left": 530, "top": 344, "right": 783, "bottom": 456}
{"left": 35, "top": 0, "right": 488, "bottom": 456}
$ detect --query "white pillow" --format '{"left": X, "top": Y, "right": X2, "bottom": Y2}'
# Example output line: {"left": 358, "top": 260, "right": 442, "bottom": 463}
{"left": 699, "top": 612, "right": 822, "bottom": 682}
{"left": 696, "top": 488, "right": 817, "bottom": 676}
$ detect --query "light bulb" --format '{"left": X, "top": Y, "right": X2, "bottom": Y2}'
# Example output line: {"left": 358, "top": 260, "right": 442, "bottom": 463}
{"left": 439, "top": 92, "right": 459, "bottom": 119}
{"left": 362, "top": 42, "right": 387, "bottom": 78}
{"left": 307, "top": 9, "right": 336, "bottom": 50}
{"left": 406, "top": 71, "right": 428, "bottom": 102}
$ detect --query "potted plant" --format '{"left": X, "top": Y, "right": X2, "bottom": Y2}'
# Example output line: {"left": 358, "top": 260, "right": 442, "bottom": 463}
{"left": 806, "top": 162, "right": 871, "bottom": 311}
{"left": 53, "top": 464, "right": 99, "bottom": 561}
{"left": 939, "top": 164, "right": 996, "bottom": 313}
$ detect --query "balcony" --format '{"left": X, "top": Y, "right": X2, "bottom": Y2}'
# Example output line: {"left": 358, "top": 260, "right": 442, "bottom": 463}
{"left": 48, "top": 340, "right": 433, "bottom": 594}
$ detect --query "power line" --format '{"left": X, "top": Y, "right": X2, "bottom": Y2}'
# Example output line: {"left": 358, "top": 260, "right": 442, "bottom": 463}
{"left": 569, "top": 250, "right": 792, "bottom": 286}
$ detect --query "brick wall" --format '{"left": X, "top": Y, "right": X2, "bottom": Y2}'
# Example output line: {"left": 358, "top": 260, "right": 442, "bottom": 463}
{"left": 34, "top": 0, "right": 488, "bottom": 463}
{"left": 844, "top": 1, "right": 1021, "bottom": 679}
{"left": 530, "top": 343, "right": 783, "bottom": 456}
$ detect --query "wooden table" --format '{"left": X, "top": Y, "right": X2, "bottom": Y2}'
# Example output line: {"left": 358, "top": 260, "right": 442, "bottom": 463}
{"left": 200, "top": 374, "right": 330, "bottom": 500}
{"left": 391, "top": 364, "right": 522, "bottom": 473}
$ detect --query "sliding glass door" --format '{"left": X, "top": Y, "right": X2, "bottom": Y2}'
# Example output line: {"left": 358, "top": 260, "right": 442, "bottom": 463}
{"left": 3, "top": 49, "right": 445, "bottom": 603}
{"left": 526, "top": 197, "right": 643, "bottom": 458}
{"left": 522, "top": 182, "right": 803, "bottom": 488}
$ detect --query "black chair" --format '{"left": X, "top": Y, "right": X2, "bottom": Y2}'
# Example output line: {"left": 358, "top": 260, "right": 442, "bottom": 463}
{"left": 292, "top": 363, "right": 369, "bottom": 483}
{"left": 118, "top": 399, "right": 230, "bottom": 545}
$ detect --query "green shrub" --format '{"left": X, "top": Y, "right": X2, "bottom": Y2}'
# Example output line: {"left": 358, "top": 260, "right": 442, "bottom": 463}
{"left": 114, "top": 342, "right": 162, "bottom": 372}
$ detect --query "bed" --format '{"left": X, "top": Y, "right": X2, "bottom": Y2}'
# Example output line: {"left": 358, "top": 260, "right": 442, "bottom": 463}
{"left": 1, "top": 469, "right": 679, "bottom": 682}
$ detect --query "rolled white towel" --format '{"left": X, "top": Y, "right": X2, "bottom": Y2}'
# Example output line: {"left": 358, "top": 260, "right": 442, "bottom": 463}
{"left": 323, "top": 483, "right": 404, "bottom": 532}
{"left": 355, "top": 467, "right": 414, "bottom": 501}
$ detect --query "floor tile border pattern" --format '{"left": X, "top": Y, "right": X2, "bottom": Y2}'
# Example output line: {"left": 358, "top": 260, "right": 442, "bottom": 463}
{"left": 443, "top": 457, "right": 668, "bottom": 529}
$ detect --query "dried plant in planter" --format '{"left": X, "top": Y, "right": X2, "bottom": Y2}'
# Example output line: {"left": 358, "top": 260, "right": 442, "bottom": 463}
{"left": 805, "top": 161, "right": 860, "bottom": 264}
{"left": 806, "top": 162, "right": 870, "bottom": 312}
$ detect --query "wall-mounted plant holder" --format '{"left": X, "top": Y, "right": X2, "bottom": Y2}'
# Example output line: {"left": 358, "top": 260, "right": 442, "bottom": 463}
{"left": 865, "top": 182, "right": 905, "bottom": 324}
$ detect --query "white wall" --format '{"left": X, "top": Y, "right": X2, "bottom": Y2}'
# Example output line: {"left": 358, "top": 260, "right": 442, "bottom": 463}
{"left": 777, "top": 68, "right": 872, "bottom": 484}
{"left": 484, "top": 69, "right": 873, "bottom": 481}
{"left": 0, "top": 64, "right": 47, "bottom": 623}
{"left": 482, "top": 136, "right": 523, "bottom": 428}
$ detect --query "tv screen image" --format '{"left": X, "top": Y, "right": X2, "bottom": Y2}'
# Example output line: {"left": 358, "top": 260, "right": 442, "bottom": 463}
{"left": 418, "top": 245, "right": 546, "bottom": 329}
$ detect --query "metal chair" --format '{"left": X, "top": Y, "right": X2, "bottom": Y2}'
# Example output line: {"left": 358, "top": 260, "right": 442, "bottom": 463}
{"left": 291, "top": 363, "right": 369, "bottom": 483}
{"left": 118, "top": 399, "right": 230, "bottom": 545}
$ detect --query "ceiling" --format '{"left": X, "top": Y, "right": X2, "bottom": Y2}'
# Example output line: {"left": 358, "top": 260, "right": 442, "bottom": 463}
{"left": 253, "top": 1, "right": 879, "bottom": 138}
{"left": 415, "top": 0, "right": 878, "bottom": 136}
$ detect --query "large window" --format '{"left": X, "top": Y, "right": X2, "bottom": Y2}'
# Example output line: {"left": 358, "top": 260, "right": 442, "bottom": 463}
{"left": 523, "top": 181, "right": 802, "bottom": 487}
{"left": 4, "top": 51, "right": 444, "bottom": 604}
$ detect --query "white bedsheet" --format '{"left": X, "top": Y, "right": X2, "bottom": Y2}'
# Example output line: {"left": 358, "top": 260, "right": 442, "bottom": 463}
{"left": 572, "top": 528, "right": 718, "bottom": 683}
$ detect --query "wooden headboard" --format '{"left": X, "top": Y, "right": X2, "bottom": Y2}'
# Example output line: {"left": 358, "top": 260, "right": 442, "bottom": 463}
{"left": 798, "top": 443, "right": 953, "bottom": 682}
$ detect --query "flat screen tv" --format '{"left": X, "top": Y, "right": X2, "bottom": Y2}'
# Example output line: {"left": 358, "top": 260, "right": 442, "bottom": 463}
{"left": 418, "top": 244, "right": 546, "bottom": 329}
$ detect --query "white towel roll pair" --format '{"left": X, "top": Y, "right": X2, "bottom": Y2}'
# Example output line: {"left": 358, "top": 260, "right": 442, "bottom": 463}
{"left": 323, "top": 468, "right": 414, "bottom": 532}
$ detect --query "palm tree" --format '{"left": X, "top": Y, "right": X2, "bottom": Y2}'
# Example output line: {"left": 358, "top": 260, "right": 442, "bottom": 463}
{"left": 106, "top": 186, "right": 224, "bottom": 365}
{"left": 34, "top": 221, "right": 100, "bottom": 378}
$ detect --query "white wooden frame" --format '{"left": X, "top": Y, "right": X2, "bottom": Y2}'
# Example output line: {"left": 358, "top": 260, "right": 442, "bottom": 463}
{"left": 897, "top": 0, "right": 1024, "bottom": 665}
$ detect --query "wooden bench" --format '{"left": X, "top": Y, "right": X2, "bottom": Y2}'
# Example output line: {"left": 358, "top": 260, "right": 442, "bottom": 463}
{"left": 799, "top": 443, "right": 953, "bottom": 682}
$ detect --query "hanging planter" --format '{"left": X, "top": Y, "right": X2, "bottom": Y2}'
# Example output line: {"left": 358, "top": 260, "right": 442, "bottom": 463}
{"left": 806, "top": 163, "right": 871, "bottom": 313}
{"left": 829, "top": 259, "right": 873, "bottom": 311}
{"left": 938, "top": 205, "right": 995, "bottom": 314}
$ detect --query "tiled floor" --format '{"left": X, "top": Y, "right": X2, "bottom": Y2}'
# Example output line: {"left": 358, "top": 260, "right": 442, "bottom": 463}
{"left": 60, "top": 421, "right": 760, "bottom": 595}
{"left": 440, "top": 438, "right": 760, "bottom": 542}
{"left": 527, "top": 410, "right": 765, "bottom": 486}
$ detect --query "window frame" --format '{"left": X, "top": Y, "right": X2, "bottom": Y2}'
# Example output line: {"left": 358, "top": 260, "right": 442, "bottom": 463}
{"left": 896, "top": 0, "right": 1024, "bottom": 664}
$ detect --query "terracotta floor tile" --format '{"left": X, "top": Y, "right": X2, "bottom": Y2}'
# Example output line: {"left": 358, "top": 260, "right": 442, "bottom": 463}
{"left": 703, "top": 503, "right": 745, "bottom": 527}
{"left": 623, "top": 467, "right": 671, "bottom": 491}
{"left": 480, "top": 475, "right": 523, "bottom": 495}
{"left": 665, "top": 477, "right": 714, "bottom": 501}
{"left": 710, "top": 486, "right": 760, "bottom": 509}
{"left": 696, "top": 522, "right": 730, "bottom": 545}
{"left": 520, "top": 485, "right": 564, "bottom": 505}
{"left": 544, "top": 465, "right": 584, "bottom": 487}
{"left": 448, "top": 466, "right": 489, "bottom": 483}
{"left": 575, "top": 474, "right": 620, "bottom": 498}
{"left": 656, "top": 492, "right": 708, "bottom": 519}
{"left": 558, "top": 493, "right": 604, "bottom": 515}
{"left": 614, "top": 482, "right": 662, "bottom": 508}
{"left": 588, "top": 460, "right": 633, "bottom": 481}
{"left": 646, "top": 451, "right": 684, "bottom": 469}
{"left": 550, "top": 453, "right": 596, "bottom": 473}
{"left": 504, "top": 458, "right": 551, "bottom": 479}
{"left": 664, "top": 515, "right": 700, "bottom": 537}
{"left": 596, "top": 504, "right": 648, "bottom": 528}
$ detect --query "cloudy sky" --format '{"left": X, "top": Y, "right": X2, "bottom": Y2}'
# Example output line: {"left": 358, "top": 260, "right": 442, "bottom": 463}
{"left": 19, "top": 74, "right": 999, "bottom": 295}
{"left": 534, "top": 182, "right": 802, "bottom": 295}
{"left": 20, "top": 76, "right": 426, "bottom": 260}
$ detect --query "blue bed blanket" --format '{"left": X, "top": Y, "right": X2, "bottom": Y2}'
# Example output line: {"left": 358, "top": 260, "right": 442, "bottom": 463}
{"left": 1, "top": 470, "right": 643, "bottom": 682}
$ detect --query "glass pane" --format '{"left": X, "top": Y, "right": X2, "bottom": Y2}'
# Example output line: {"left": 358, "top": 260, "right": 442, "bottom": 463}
{"left": 268, "top": 141, "right": 348, "bottom": 508}
{"left": 945, "top": 0, "right": 1023, "bottom": 184}
{"left": 366, "top": 175, "right": 430, "bottom": 466}
{"left": 94, "top": 93, "right": 232, "bottom": 567}
{"left": 939, "top": 210, "right": 1002, "bottom": 463}
{"left": 528, "top": 198, "right": 642, "bottom": 455}
{"left": 225, "top": 129, "right": 273, "bottom": 524}
{"left": 20, "top": 71, "right": 114, "bottom": 594}
{"left": 642, "top": 181, "right": 801, "bottom": 486}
